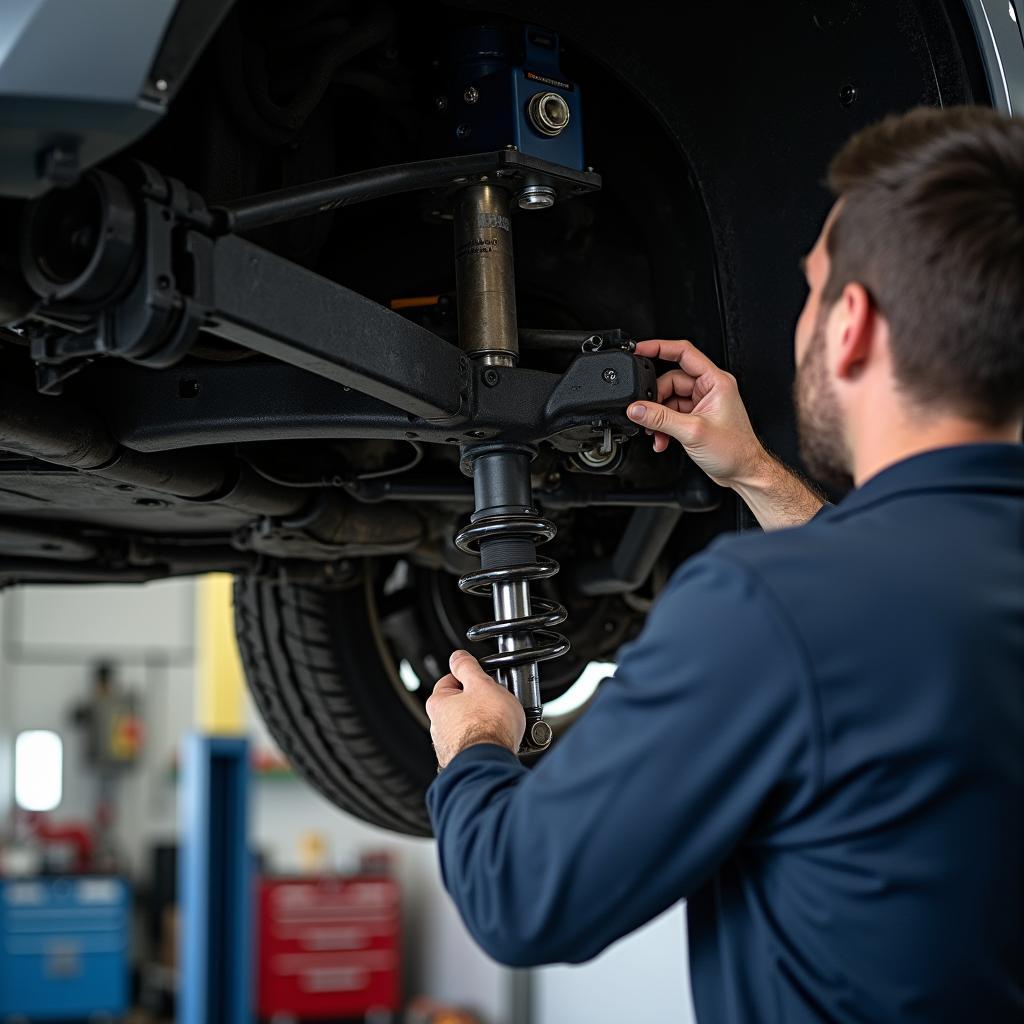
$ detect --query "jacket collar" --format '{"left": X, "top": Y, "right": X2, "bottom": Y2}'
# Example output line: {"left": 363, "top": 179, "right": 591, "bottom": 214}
{"left": 828, "top": 443, "right": 1024, "bottom": 520}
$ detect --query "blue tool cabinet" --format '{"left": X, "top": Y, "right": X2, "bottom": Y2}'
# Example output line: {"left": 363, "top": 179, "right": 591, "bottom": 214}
{"left": 0, "top": 876, "right": 130, "bottom": 1021}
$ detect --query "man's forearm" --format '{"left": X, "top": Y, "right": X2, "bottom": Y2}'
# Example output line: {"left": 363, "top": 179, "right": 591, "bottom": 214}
{"left": 731, "top": 449, "right": 826, "bottom": 530}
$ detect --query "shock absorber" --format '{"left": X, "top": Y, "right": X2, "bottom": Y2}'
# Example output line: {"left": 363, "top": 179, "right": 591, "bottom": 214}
{"left": 452, "top": 182, "right": 569, "bottom": 752}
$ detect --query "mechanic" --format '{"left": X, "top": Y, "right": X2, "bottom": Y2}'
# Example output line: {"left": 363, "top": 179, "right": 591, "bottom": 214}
{"left": 424, "top": 105, "right": 1024, "bottom": 1022}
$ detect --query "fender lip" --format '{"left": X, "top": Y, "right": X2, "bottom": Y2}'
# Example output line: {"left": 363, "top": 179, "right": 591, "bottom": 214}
{"left": 962, "top": 0, "right": 1024, "bottom": 114}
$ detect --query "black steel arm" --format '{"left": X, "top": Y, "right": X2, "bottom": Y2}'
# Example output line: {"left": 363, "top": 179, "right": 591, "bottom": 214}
{"left": 203, "top": 234, "right": 468, "bottom": 422}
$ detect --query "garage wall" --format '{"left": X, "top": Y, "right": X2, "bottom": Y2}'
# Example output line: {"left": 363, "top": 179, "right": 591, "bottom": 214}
{"left": 0, "top": 578, "right": 197, "bottom": 875}
{"left": 534, "top": 905, "right": 696, "bottom": 1024}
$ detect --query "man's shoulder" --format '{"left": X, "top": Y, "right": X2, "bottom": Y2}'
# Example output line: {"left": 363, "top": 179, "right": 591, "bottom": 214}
{"left": 662, "top": 512, "right": 864, "bottom": 634}
{"left": 696, "top": 515, "right": 838, "bottom": 587}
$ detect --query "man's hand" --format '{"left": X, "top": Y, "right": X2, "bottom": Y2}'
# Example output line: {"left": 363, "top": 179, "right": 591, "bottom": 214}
{"left": 627, "top": 339, "right": 767, "bottom": 487}
{"left": 426, "top": 650, "right": 526, "bottom": 769}
{"left": 627, "top": 339, "right": 825, "bottom": 530}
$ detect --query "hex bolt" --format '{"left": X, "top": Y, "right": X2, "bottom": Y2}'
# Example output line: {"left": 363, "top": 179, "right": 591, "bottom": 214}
{"left": 483, "top": 368, "right": 500, "bottom": 387}
{"left": 464, "top": 86, "right": 480, "bottom": 104}
{"left": 602, "top": 368, "right": 618, "bottom": 384}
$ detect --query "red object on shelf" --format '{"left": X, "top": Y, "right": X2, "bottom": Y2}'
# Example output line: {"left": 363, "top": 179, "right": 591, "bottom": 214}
{"left": 256, "top": 876, "right": 401, "bottom": 1019}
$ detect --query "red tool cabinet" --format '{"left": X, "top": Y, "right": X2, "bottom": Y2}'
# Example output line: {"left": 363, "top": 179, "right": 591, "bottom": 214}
{"left": 256, "top": 876, "right": 401, "bottom": 1019}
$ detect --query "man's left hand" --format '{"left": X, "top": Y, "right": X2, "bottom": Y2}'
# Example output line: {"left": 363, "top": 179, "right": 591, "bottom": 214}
{"left": 426, "top": 650, "right": 526, "bottom": 769}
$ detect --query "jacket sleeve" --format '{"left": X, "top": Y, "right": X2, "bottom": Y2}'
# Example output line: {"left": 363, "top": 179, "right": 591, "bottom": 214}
{"left": 425, "top": 551, "right": 821, "bottom": 966}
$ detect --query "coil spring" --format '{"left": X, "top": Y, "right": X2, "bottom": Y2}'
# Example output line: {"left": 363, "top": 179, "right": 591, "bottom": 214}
{"left": 455, "top": 512, "right": 570, "bottom": 672}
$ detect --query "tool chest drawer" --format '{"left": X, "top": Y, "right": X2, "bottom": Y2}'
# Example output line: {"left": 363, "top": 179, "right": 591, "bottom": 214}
{"left": 257, "top": 876, "right": 400, "bottom": 1020}
{"left": 0, "top": 876, "right": 131, "bottom": 1020}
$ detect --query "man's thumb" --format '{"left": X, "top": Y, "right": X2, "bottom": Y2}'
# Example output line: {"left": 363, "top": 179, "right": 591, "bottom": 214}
{"left": 449, "top": 649, "right": 494, "bottom": 687}
{"left": 627, "top": 402, "right": 699, "bottom": 443}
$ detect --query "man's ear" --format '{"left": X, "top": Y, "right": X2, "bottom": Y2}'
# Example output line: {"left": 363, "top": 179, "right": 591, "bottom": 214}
{"left": 833, "top": 281, "right": 877, "bottom": 382}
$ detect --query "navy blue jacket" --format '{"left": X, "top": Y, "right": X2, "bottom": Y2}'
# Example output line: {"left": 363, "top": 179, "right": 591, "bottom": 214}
{"left": 427, "top": 444, "right": 1024, "bottom": 1023}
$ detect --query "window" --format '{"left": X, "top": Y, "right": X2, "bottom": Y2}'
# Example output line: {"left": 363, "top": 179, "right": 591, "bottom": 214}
{"left": 14, "top": 730, "right": 63, "bottom": 812}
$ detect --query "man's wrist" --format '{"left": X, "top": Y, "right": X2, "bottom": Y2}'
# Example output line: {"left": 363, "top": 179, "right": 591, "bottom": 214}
{"left": 728, "top": 442, "right": 776, "bottom": 500}
{"left": 435, "top": 723, "right": 517, "bottom": 770}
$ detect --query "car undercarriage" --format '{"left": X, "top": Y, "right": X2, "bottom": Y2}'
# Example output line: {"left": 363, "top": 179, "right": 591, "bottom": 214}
{"left": 0, "top": 0, "right": 1011, "bottom": 832}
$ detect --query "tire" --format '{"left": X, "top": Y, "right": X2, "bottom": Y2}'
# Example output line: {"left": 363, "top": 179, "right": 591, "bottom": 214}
{"left": 234, "top": 554, "right": 646, "bottom": 836}
{"left": 234, "top": 573, "right": 438, "bottom": 836}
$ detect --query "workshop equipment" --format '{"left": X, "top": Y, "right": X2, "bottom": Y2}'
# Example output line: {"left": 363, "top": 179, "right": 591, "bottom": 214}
{"left": 256, "top": 875, "right": 401, "bottom": 1020}
{"left": 0, "top": 875, "right": 131, "bottom": 1021}
{"left": 70, "top": 661, "right": 144, "bottom": 870}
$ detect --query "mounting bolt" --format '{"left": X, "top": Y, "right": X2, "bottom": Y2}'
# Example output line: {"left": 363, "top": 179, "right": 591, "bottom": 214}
{"left": 527, "top": 91, "right": 571, "bottom": 137}
{"left": 483, "top": 368, "right": 500, "bottom": 387}
{"left": 464, "top": 85, "right": 480, "bottom": 104}
{"left": 602, "top": 368, "right": 618, "bottom": 384}
{"left": 518, "top": 184, "right": 556, "bottom": 210}
{"left": 456, "top": 123, "right": 472, "bottom": 139}
{"left": 434, "top": 95, "right": 448, "bottom": 111}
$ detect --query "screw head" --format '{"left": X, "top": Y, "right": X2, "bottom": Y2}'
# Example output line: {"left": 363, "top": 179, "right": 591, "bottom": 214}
{"left": 483, "top": 368, "right": 500, "bottom": 386}
{"left": 434, "top": 95, "right": 448, "bottom": 111}
{"left": 455, "top": 123, "right": 472, "bottom": 139}
{"left": 155, "top": 78, "right": 169, "bottom": 93}
{"left": 464, "top": 85, "right": 480, "bottom": 104}
{"left": 602, "top": 368, "right": 618, "bottom": 384}
{"left": 839, "top": 83, "right": 858, "bottom": 108}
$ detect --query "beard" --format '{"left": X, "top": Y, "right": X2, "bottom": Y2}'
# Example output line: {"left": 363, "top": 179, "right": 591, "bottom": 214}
{"left": 794, "top": 313, "right": 854, "bottom": 492}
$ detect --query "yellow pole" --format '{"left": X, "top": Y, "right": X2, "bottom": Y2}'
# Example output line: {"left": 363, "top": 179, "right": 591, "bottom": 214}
{"left": 195, "top": 573, "right": 247, "bottom": 735}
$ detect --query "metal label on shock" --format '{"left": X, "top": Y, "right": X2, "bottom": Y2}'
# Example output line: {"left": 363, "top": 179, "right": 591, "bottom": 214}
{"left": 476, "top": 212, "right": 510, "bottom": 232}
{"left": 525, "top": 70, "right": 574, "bottom": 92}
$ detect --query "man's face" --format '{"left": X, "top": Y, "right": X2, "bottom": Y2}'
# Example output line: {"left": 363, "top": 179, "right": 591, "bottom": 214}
{"left": 793, "top": 205, "right": 853, "bottom": 490}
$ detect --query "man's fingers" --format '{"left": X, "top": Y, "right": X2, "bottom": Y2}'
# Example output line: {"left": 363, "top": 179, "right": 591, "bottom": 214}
{"left": 627, "top": 401, "right": 702, "bottom": 445}
{"left": 449, "top": 649, "right": 496, "bottom": 688}
{"left": 425, "top": 673, "right": 461, "bottom": 720}
{"left": 656, "top": 369, "right": 696, "bottom": 404}
{"left": 636, "top": 339, "right": 719, "bottom": 378}
{"left": 666, "top": 396, "right": 695, "bottom": 414}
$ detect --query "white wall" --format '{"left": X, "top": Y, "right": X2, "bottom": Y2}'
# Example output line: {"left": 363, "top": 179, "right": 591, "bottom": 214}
{"left": 534, "top": 905, "right": 697, "bottom": 1024}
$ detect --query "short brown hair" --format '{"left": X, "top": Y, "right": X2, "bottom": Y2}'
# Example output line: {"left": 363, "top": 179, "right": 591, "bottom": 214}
{"left": 823, "top": 106, "right": 1024, "bottom": 426}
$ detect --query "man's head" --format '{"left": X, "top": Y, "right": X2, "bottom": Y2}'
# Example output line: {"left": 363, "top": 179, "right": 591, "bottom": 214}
{"left": 793, "top": 106, "right": 1024, "bottom": 487}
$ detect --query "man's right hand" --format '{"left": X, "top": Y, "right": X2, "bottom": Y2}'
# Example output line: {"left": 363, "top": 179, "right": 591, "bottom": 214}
{"left": 627, "top": 339, "right": 825, "bottom": 530}
{"left": 626, "top": 339, "right": 766, "bottom": 489}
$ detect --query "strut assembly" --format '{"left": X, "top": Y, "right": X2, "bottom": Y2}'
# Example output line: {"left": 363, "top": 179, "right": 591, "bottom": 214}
{"left": 452, "top": 183, "right": 568, "bottom": 751}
